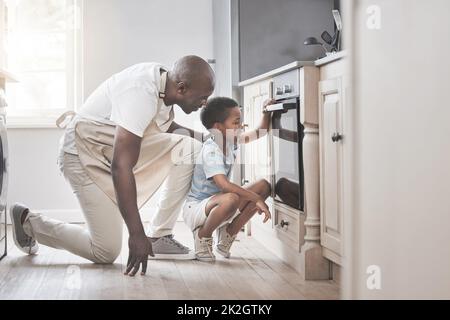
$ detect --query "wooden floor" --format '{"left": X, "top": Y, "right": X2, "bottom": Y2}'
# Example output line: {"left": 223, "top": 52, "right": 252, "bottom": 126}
{"left": 0, "top": 222, "right": 339, "bottom": 300}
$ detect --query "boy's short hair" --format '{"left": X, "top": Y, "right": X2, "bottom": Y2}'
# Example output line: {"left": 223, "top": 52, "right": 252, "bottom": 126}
{"left": 201, "top": 96, "right": 239, "bottom": 129}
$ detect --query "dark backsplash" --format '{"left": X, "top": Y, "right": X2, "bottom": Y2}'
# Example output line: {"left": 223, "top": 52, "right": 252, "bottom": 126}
{"left": 239, "top": 0, "right": 338, "bottom": 81}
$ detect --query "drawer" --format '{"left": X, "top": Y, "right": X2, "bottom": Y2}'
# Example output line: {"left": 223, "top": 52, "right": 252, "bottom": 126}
{"left": 274, "top": 207, "right": 299, "bottom": 248}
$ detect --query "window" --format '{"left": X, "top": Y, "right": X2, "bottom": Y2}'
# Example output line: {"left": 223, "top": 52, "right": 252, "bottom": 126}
{"left": 1, "top": 0, "right": 82, "bottom": 126}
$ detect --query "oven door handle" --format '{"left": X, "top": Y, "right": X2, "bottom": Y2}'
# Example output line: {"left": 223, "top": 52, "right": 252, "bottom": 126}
{"left": 263, "top": 102, "right": 297, "bottom": 113}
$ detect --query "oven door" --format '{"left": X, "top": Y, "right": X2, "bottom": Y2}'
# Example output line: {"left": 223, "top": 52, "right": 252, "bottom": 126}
{"left": 0, "top": 115, "right": 8, "bottom": 260}
{"left": 266, "top": 99, "right": 304, "bottom": 211}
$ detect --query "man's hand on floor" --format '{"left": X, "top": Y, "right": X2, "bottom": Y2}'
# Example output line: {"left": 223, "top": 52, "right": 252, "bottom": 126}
{"left": 124, "top": 233, "right": 154, "bottom": 276}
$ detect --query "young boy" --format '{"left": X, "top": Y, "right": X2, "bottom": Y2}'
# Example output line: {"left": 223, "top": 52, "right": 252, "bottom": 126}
{"left": 183, "top": 96, "right": 273, "bottom": 261}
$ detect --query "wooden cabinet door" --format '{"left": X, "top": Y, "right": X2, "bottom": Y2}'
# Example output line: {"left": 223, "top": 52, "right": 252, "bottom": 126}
{"left": 242, "top": 79, "right": 273, "bottom": 234}
{"left": 242, "top": 80, "right": 272, "bottom": 185}
{"left": 319, "top": 78, "right": 344, "bottom": 257}
{"left": 243, "top": 83, "right": 257, "bottom": 186}
{"left": 252, "top": 80, "right": 272, "bottom": 184}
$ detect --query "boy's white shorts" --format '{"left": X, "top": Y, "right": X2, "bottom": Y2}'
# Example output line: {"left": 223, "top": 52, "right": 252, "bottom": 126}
{"left": 182, "top": 196, "right": 240, "bottom": 232}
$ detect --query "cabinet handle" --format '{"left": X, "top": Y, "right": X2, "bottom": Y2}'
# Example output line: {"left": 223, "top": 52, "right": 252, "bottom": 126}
{"left": 280, "top": 220, "right": 289, "bottom": 228}
{"left": 331, "top": 132, "right": 343, "bottom": 143}
{"left": 243, "top": 179, "right": 249, "bottom": 184}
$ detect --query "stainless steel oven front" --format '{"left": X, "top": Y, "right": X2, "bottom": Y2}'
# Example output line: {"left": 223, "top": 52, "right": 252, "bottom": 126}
{"left": 265, "top": 69, "right": 304, "bottom": 211}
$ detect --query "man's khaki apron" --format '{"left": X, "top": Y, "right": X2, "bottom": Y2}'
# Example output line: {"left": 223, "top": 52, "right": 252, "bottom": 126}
{"left": 57, "top": 70, "right": 185, "bottom": 209}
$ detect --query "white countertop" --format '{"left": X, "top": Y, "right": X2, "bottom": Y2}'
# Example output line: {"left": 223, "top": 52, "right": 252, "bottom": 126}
{"left": 314, "top": 50, "right": 347, "bottom": 67}
{"left": 238, "top": 61, "right": 313, "bottom": 87}
{"left": 238, "top": 51, "right": 347, "bottom": 87}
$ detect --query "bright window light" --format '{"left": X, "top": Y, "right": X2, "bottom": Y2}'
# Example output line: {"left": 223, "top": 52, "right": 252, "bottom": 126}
{"left": 2, "top": 0, "right": 81, "bottom": 121}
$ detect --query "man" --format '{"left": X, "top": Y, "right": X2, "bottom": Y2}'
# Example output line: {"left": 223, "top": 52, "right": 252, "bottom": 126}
{"left": 9, "top": 55, "right": 215, "bottom": 277}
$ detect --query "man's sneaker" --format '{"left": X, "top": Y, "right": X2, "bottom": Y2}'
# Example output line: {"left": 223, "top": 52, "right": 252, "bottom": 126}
{"left": 193, "top": 229, "right": 215, "bottom": 262}
{"left": 148, "top": 234, "right": 195, "bottom": 260}
{"left": 9, "top": 203, "right": 39, "bottom": 255}
{"left": 216, "top": 224, "right": 236, "bottom": 258}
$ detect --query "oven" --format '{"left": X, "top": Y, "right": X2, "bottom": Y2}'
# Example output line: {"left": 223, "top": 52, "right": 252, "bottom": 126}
{"left": 0, "top": 114, "right": 8, "bottom": 261}
{"left": 265, "top": 69, "right": 304, "bottom": 211}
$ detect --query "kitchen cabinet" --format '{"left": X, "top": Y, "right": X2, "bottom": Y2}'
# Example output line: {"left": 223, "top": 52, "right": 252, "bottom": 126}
{"left": 319, "top": 77, "right": 343, "bottom": 261}
{"left": 242, "top": 79, "right": 272, "bottom": 186}
{"left": 240, "top": 63, "right": 331, "bottom": 280}
{"left": 318, "top": 57, "right": 347, "bottom": 265}
{"left": 242, "top": 79, "right": 273, "bottom": 235}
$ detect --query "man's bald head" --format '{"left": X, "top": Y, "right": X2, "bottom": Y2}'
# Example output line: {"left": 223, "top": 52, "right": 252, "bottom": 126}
{"left": 172, "top": 55, "right": 215, "bottom": 91}
{"left": 167, "top": 55, "right": 216, "bottom": 114}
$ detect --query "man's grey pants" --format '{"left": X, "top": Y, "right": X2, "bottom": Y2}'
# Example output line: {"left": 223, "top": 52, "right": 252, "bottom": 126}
{"left": 23, "top": 136, "right": 201, "bottom": 264}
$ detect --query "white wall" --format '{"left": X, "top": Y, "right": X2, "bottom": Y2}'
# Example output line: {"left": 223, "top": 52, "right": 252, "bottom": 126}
{"left": 344, "top": 0, "right": 450, "bottom": 299}
{"left": 212, "top": 0, "right": 232, "bottom": 98}
{"left": 7, "top": 0, "right": 213, "bottom": 222}
{"left": 83, "top": 0, "right": 213, "bottom": 133}
{"left": 7, "top": 129, "right": 80, "bottom": 220}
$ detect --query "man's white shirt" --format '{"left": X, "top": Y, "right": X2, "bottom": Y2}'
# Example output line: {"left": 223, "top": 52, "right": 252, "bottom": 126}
{"left": 61, "top": 62, "right": 173, "bottom": 155}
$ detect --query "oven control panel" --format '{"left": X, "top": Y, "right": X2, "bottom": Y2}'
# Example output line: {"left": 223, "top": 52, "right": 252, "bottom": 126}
{"left": 272, "top": 69, "right": 300, "bottom": 100}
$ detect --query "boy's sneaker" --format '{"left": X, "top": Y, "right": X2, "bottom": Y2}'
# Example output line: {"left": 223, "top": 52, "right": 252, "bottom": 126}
{"left": 193, "top": 229, "right": 215, "bottom": 262}
{"left": 9, "top": 203, "right": 39, "bottom": 255}
{"left": 216, "top": 224, "right": 236, "bottom": 258}
{"left": 149, "top": 235, "right": 195, "bottom": 260}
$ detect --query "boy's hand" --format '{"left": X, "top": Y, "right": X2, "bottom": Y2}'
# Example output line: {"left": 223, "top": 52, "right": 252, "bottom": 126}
{"left": 262, "top": 99, "right": 276, "bottom": 113}
{"left": 256, "top": 200, "right": 271, "bottom": 223}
